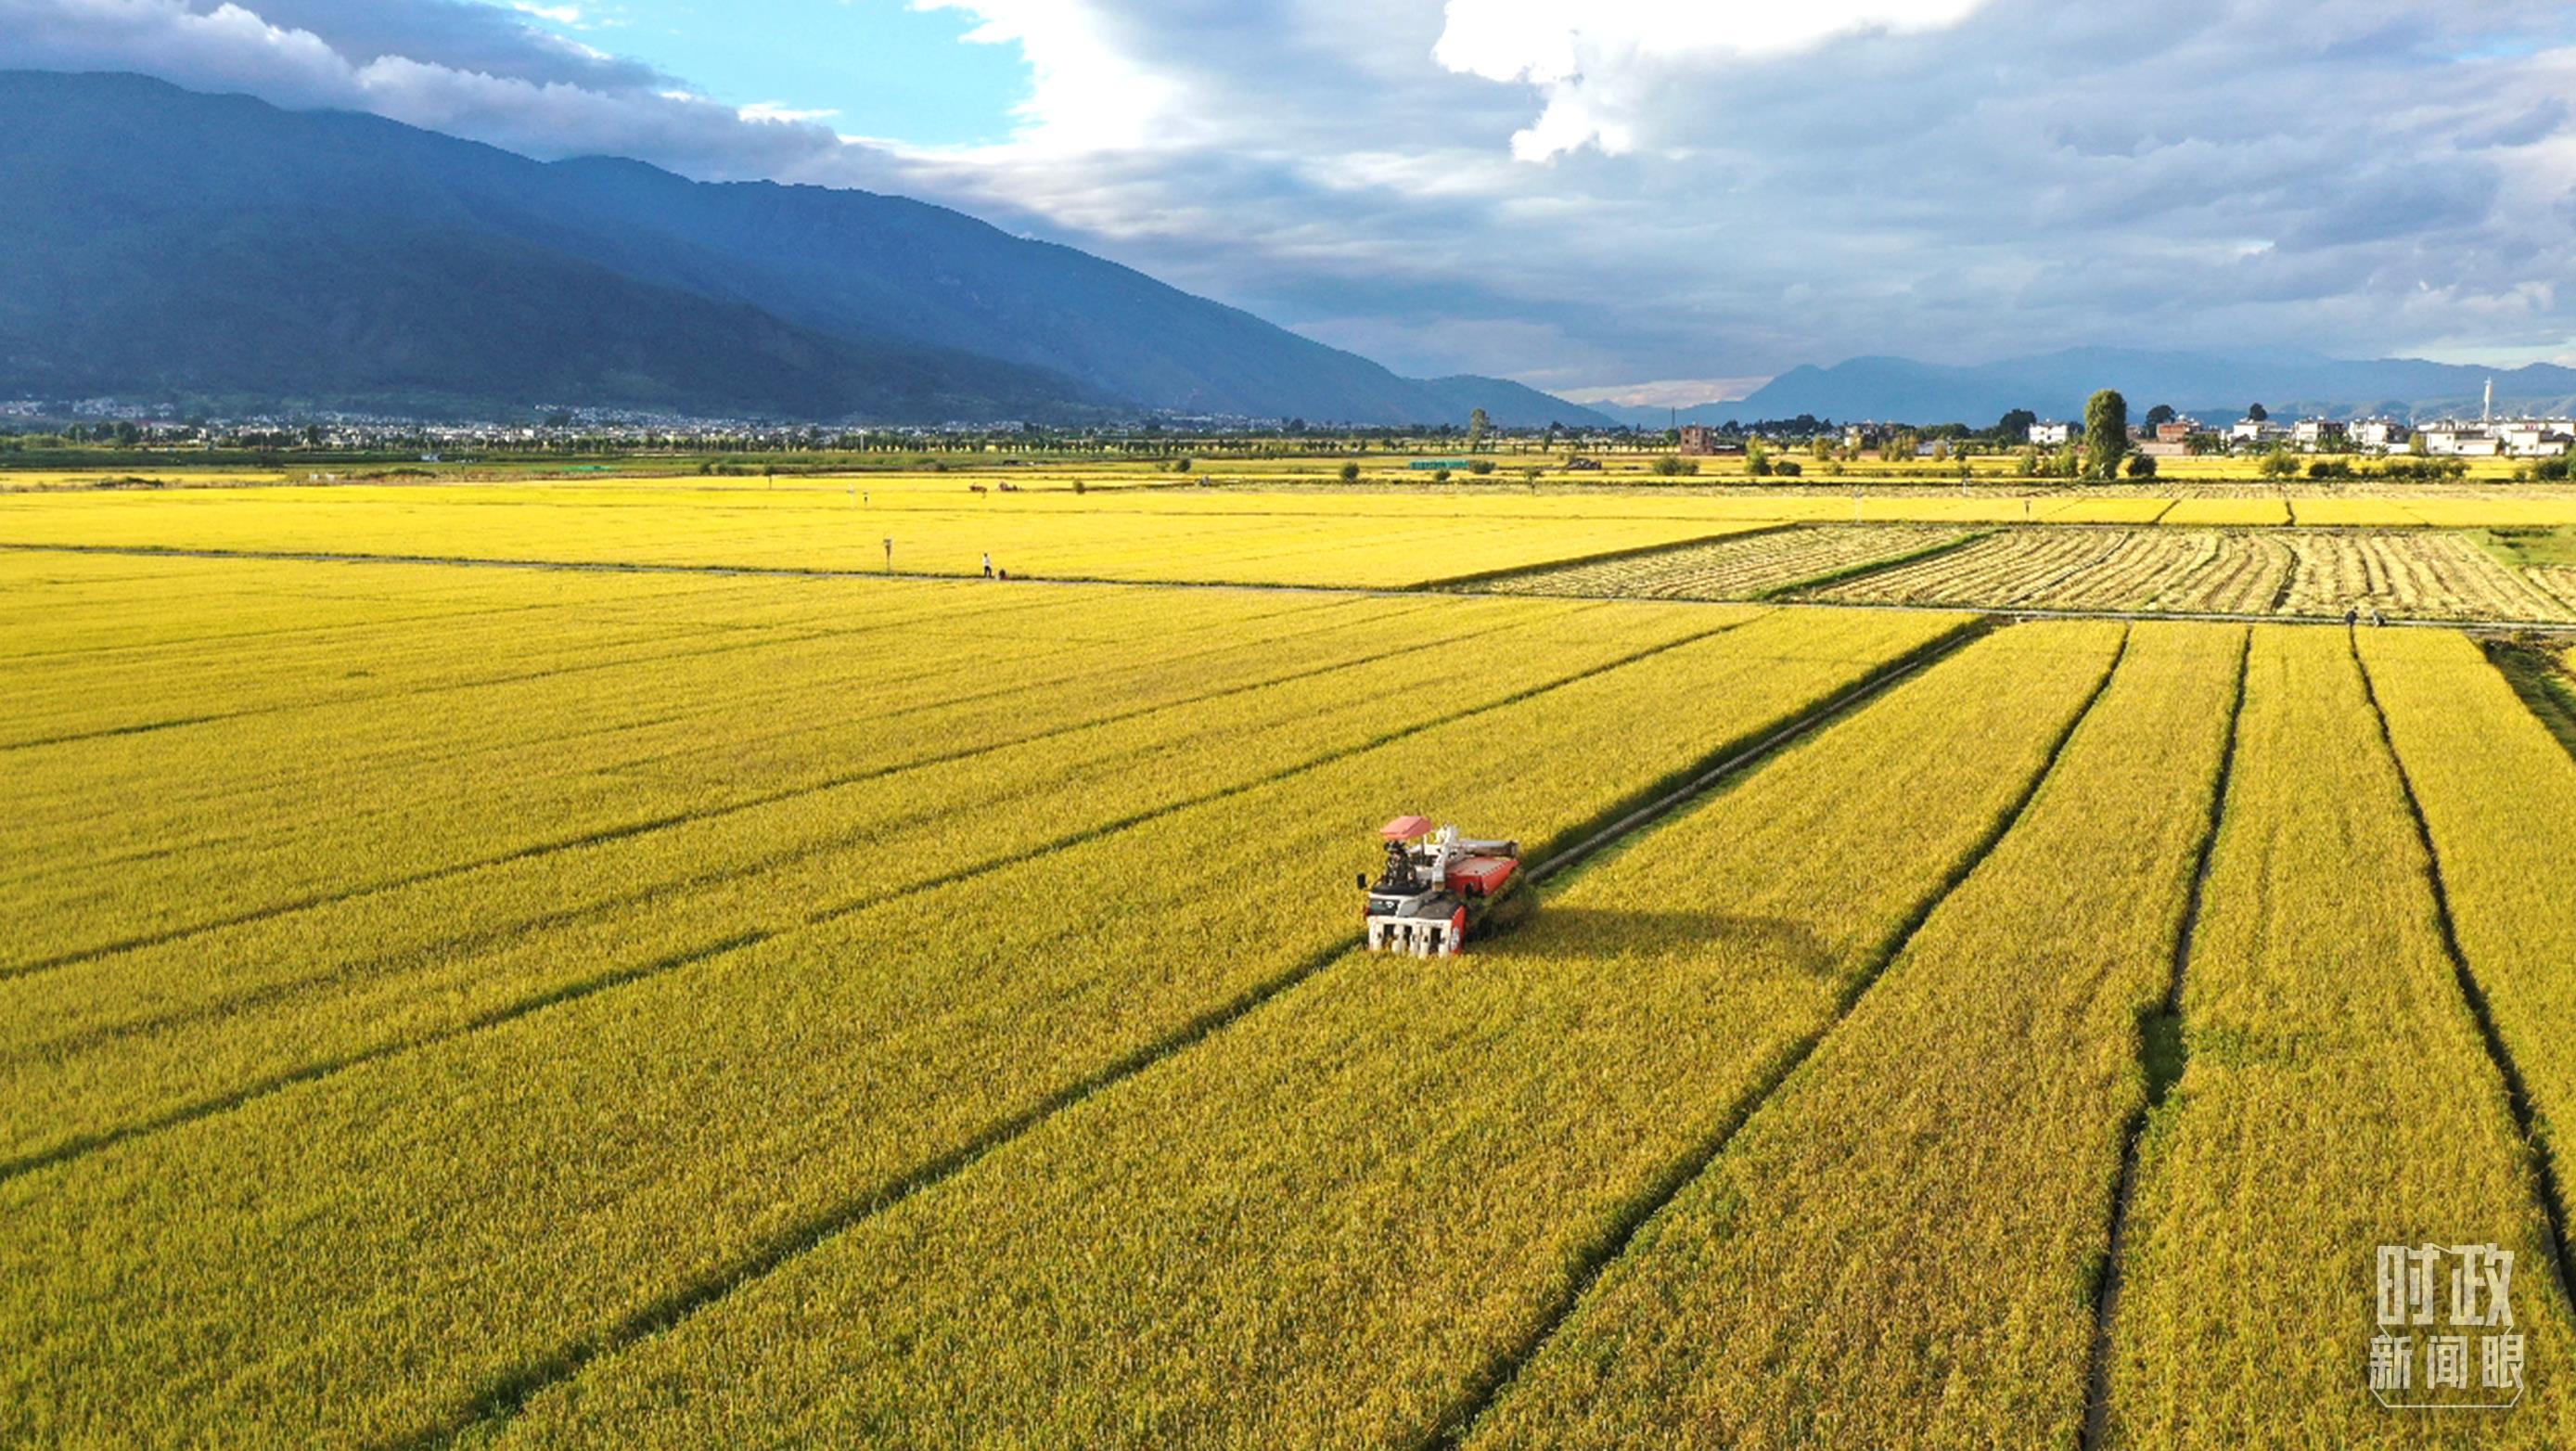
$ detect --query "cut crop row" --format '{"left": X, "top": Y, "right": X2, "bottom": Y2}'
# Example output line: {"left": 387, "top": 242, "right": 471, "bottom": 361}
{"left": 1467, "top": 524, "right": 1972, "bottom": 601}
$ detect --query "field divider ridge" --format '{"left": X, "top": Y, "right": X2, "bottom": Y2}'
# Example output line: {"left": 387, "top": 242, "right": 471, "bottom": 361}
{"left": 2354, "top": 629, "right": 2576, "bottom": 1316}
{"left": 404, "top": 614, "right": 1995, "bottom": 1451}
{"left": 1425, "top": 622, "right": 2136, "bottom": 1449}
{"left": 2077, "top": 626, "right": 2250, "bottom": 1451}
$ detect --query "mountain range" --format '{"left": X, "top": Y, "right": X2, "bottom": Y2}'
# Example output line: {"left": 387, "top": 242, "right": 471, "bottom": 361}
{"left": 1596, "top": 348, "right": 2576, "bottom": 429}
{"left": 0, "top": 71, "right": 1608, "bottom": 428}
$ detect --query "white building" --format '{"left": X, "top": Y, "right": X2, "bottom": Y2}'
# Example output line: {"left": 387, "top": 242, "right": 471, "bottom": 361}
{"left": 2229, "top": 417, "right": 2291, "bottom": 447}
{"left": 2500, "top": 422, "right": 2573, "bottom": 457}
{"left": 2029, "top": 421, "right": 2073, "bottom": 446}
{"left": 2350, "top": 419, "right": 2411, "bottom": 453}
{"left": 2292, "top": 418, "right": 2347, "bottom": 450}
{"left": 2422, "top": 424, "right": 2500, "bottom": 457}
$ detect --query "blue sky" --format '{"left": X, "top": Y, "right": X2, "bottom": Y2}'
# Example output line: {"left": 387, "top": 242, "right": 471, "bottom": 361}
{"left": 2, "top": 0, "right": 2571, "bottom": 402}
{"left": 515, "top": 2, "right": 1027, "bottom": 147}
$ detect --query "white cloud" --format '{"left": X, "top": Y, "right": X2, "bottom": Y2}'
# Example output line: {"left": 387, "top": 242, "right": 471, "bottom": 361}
{"left": 1558, "top": 377, "right": 1775, "bottom": 406}
{"left": 3, "top": 0, "right": 2572, "bottom": 397}
{"left": 738, "top": 100, "right": 839, "bottom": 124}
{"left": 908, "top": 0, "right": 1187, "bottom": 153}
{"left": 1432, "top": 0, "right": 1989, "bottom": 158}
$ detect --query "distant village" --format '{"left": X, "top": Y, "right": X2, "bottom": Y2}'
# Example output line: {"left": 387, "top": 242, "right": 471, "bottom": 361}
{"left": 2021, "top": 408, "right": 2573, "bottom": 460}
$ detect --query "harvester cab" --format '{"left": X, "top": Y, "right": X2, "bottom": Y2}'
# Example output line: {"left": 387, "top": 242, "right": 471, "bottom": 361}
{"left": 1357, "top": 815, "right": 1521, "bottom": 956}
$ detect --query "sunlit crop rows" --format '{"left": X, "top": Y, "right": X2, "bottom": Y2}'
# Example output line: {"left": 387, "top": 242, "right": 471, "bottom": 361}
{"left": 11, "top": 491, "right": 2576, "bottom": 1449}
{"left": 1470, "top": 623, "right": 2243, "bottom": 1447}
{"left": 2101, "top": 628, "right": 2576, "bottom": 1445}
{"left": 487, "top": 623, "right": 2128, "bottom": 1447}
{"left": 0, "top": 564, "right": 1970, "bottom": 1446}
{"left": 2359, "top": 630, "right": 2576, "bottom": 1287}
{"left": 2162, "top": 497, "right": 2292, "bottom": 526}
{"left": 0, "top": 484, "right": 1766, "bottom": 587}
{"left": 1470, "top": 523, "right": 1974, "bottom": 600}
{"left": 5, "top": 561, "right": 1778, "bottom": 1168}
{"left": 16, "top": 481, "right": 2576, "bottom": 590}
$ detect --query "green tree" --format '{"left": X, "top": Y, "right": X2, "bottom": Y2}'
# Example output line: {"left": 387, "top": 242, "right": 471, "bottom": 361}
{"left": 2143, "top": 404, "right": 2177, "bottom": 429}
{"left": 1339, "top": 461, "right": 1361, "bottom": 482}
{"left": 1467, "top": 408, "right": 1491, "bottom": 451}
{"left": 2083, "top": 389, "right": 2130, "bottom": 481}
{"left": 2246, "top": 402, "right": 2268, "bottom": 421}
{"left": 1995, "top": 408, "right": 2038, "bottom": 441}
{"left": 2125, "top": 452, "right": 2159, "bottom": 479}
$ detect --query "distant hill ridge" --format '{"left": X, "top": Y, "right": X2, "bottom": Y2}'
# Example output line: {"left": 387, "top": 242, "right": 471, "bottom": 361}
{"left": 0, "top": 71, "right": 1608, "bottom": 428}
{"left": 1597, "top": 347, "right": 2576, "bottom": 429}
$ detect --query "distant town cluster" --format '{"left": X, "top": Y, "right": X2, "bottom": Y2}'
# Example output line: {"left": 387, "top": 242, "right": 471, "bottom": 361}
{"left": 2025, "top": 409, "right": 2572, "bottom": 459}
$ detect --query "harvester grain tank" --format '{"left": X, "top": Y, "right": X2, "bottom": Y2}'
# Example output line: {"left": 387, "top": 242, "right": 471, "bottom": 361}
{"left": 1357, "top": 815, "right": 1522, "bottom": 956}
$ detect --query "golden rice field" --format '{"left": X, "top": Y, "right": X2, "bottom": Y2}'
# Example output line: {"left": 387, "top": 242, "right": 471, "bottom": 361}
{"left": 8, "top": 482, "right": 2576, "bottom": 1447}
{"left": 13, "top": 480, "right": 2576, "bottom": 591}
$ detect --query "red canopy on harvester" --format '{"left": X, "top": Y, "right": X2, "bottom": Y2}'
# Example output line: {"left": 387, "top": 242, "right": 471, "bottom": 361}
{"left": 1378, "top": 815, "right": 1435, "bottom": 841}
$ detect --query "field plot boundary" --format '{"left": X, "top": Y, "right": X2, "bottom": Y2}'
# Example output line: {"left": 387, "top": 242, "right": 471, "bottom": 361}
{"left": 422, "top": 618, "right": 1993, "bottom": 1451}
{"left": 1431, "top": 626, "right": 2134, "bottom": 1449}
{"left": 2079, "top": 630, "right": 2251, "bottom": 1450}
{"left": 2357, "top": 636, "right": 2576, "bottom": 1313}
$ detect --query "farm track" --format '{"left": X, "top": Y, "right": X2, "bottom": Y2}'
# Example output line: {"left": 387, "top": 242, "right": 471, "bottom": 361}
{"left": 2358, "top": 638, "right": 2576, "bottom": 1314}
{"left": 1435, "top": 627, "right": 2134, "bottom": 1449}
{"left": 406, "top": 618, "right": 1993, "bottom": 1451}
{"left": 2080, "top": 631, "right": 2251, "bottom": 1450}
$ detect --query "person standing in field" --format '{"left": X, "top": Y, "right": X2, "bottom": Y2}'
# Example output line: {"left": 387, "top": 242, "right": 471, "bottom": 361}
{"left": 981, "top": 552, "right": 993, "bottom": 579}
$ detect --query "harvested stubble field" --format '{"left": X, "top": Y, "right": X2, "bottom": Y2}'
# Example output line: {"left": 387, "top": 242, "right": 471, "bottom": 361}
{"left": 8, "top": 482, "right": 2576, "bottom": 1448}
{"left": 1804, "top": 525, "right": 2574, "bottom": 621}
{"left": 1468, "top": 523, "right": 1975, "bottom": 601}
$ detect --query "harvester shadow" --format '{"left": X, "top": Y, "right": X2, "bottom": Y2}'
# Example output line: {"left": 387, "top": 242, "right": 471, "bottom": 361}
{"left": 1472, "top": 902, "right": 1831, "bottom": 976}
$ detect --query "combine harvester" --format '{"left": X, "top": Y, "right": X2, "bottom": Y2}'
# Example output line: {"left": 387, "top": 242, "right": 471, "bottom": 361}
{"left": 1357, "top": 815, "right": 1522, "bottom": 957}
